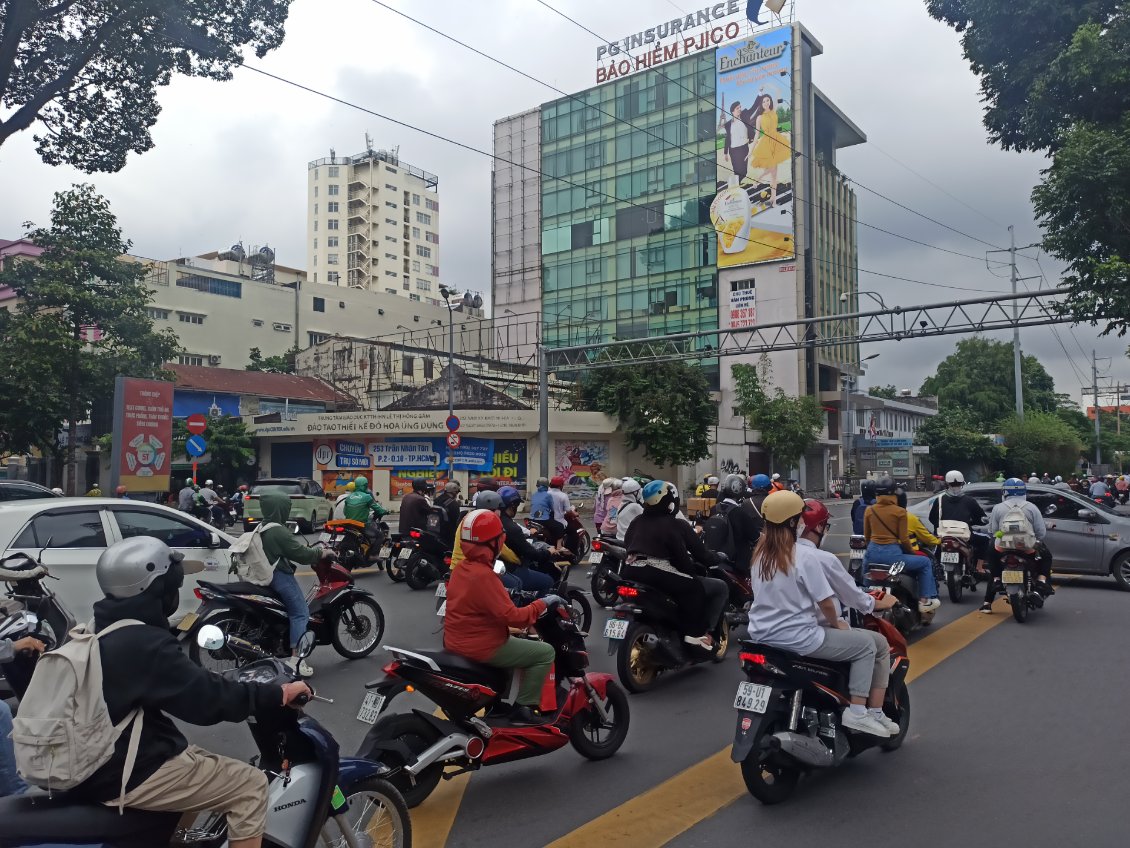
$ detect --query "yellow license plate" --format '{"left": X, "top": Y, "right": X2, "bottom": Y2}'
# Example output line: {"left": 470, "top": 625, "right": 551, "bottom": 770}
{"left": 176, "top": 612, "right": 199, "bottom": 632}
{"left": 1001, "top": 570, "right": 1025, "bottom": 584}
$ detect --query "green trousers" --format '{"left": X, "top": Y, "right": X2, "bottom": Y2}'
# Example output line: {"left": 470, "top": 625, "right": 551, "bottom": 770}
{"left": 489, "top": 636, "right": 556, "bottom": 706}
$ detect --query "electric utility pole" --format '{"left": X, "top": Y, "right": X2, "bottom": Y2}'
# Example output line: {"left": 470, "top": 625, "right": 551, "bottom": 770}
{"left": 1094, "top": 351, "right": 1102, "bottom": 467}
{"left": 987, "top": 229, "right": 1042, "bottom": 420}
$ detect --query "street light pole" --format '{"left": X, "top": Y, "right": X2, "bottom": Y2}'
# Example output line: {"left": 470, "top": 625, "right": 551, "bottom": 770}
{"left": 439, "top": 286, "right": 482, "bottom": 480}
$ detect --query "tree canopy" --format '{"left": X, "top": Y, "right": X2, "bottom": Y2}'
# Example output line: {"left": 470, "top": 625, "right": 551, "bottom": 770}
{"left": 732, "top": 359, "right": 824, "bottom": 474}
{"left": 999, "top": 412, "right": 1083, "bottom": 477}
{"left": 0, "top": 0, "right": 292, "bottom": 172}
{"left": 915, "top": 406, "right": 1001, "bottom": 472}
{"left": 868, "top": 384, "right": 899, "bottom": 399}
{"left": 924, "top": 0, "right": 1129, "bottom": 330}
{"left": 247, "top": 346, "right": 297, "bottom": 374}
{"left": 172, "top": 414, "right": 254, "bottom": 489}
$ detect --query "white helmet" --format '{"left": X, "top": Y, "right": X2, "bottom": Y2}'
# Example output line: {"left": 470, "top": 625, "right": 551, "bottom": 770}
{"left": 944, "top": 470, "right": 965, "bottom": 496}
{"left": 1055, "top": 475, "right": 1063, "bottom": 483}
{"left": 707, "top": 476, "right": 720, "bottom": 486}
{"left": 205, "top": 479, "right": 214, "bottom": 487}
{"left": 771, "top": 473, "right": 781, "bottom": 481}
{"left": 621, "top": 478, "right": 642, "bottom": 502}
{"left": 51, "top": 487, "right": 63, "bottom": 495}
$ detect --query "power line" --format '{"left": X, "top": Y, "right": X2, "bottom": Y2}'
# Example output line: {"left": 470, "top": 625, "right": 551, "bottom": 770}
{"left": 532, "top": 0, "right": 1008, "bottom": 253}
{"left": 241, "top": 64, "right": 995, "bottom": 296}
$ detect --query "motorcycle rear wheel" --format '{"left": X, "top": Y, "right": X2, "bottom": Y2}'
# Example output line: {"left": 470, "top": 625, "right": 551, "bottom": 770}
{"left": 569, "top": 681, "right": 630, "bottom": 760}
{"left": 358, "top": 713, "right": 444, "bottom": 809}
{"left": 946, "top": 569, "right": 963, "bottom": 604}
{"left": 574, "top": 529, "right": 591, "bottom": 561}
{"left": 740, "top": 720, "right": 801, "bottom": 805}
{"left": 328, "top": 777, "right": 410, "bottom": 848}
{"left": 405, "top": 555, "right": 440, "bottom": 591}
{"left": 880, "top": 681, "right": 911, "bottom": 751}
{"left": 710, "top": 622, "right": 730, "bottom": 663}
{"left": 331, "top": 596, "right": 385, "bottom": 659}
{"left": 565, "top": 588, "right": 593, "bottom": 633}
{"left": 590, "top": 564, "right": 618, "bottom": 608}
{"left": 387, "top": 557, "right": 407, "bottom": 582}
{"left": 616, "top": 622, "right": 659, "bottom": 693}
{"left": 187, "top": 612, "right": 269, "bottom": 672}
{"left": 1009, "top": 590, "right": 1028, "bottom": 623}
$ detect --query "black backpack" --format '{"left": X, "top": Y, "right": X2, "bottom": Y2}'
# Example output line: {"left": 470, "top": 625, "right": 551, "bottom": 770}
{"left": 424, "top": 506, "right": 447, "bottom": 537}
{"left": 702, "top": 502, "right": 737, "bottom": 560}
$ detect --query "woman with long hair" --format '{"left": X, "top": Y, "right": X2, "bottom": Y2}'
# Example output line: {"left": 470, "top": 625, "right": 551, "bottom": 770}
{"left": 746, "top": 491, "right": 893, "bottom": 737}
{"left": 748, "top": 93, "right": 791, "bottom": 207}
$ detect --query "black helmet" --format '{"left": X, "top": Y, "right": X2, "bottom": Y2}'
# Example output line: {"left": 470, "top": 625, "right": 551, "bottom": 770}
{"left": 411, "top": 478, "right": 429, "bottom": 493}
{"left": 874, "top": 476, "right": 895, "bottom": 495}
{"left": 860, "top": 480, "right": 876, "bottom": 500}
{"left": 895, "top": 485, "right": 908, "bottom": 509}
{"left": 720, "top": 474, "right": 748, "bottom": 500}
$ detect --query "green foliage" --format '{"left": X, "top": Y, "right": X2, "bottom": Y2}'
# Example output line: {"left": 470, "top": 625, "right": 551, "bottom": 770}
{"left": 172, "top": 415, "right": 254, "bottom": 489}
{"left": 0, "top": 184, "right": 181, "bottom": 491}
{"left": 247, "top": 347, "right": 297, "bottom": 374}
{"left": 572, "top": 351, "right": 716, "bottom": 468}
{"left": 919, "top": 338, "right": 1058, "bottom": 430}
{"left": 868, "top": 384, "right": 899, "bottom": 399}
{"left": 732, "top": 360, "right": 824, "bottom": 473}
{"left": 0, "top": 0, "right": 293, "bottom": 172}
{"left": 915, "top": 406, "right": 1001, "bottom": 471}
{"left": 925, "top": 1, "right": 1130, "bottom": 330}
{"left": 1000, "top": 412, "right": 1083, "bottom": 476}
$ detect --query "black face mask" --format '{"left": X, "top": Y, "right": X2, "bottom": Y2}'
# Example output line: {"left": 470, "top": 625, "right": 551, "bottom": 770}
{"left": 161, "top": 562, "right": 185, "bottom": 618}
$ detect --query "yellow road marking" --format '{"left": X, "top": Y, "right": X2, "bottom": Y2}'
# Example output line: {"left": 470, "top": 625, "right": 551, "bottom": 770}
{"left": 411, "top": 769, "right": 472, "bottom": 847}
{"left": 544, "top": 605, "right": 1010, "bottom": 848}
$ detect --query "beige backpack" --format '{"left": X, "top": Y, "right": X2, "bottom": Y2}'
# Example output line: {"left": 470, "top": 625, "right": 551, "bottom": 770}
{"left": 11, "top": 620, "right": 144, "bottom": 806}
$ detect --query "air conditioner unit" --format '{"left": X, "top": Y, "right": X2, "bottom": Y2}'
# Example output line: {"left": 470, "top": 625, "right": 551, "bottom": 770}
{"left": 208, "top": 355, "right": 222, "bottom": 366}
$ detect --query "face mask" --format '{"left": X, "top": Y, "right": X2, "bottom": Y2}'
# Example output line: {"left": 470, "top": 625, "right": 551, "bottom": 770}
{"left": 161, "top": 563, "right": 185, "bottom": 618}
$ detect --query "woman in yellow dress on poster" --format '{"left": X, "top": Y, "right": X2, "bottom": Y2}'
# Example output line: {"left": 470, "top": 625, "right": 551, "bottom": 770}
{"left": 748, "top": 94, "right": 791, "bottom": 208}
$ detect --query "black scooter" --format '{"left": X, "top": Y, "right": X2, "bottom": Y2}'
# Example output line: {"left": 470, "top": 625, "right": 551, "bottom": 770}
{"left": 402, "top": 528, "right": 451, "bottom": 591}
{"left": 588, "top": 535, "right": 626, "bottom": 608}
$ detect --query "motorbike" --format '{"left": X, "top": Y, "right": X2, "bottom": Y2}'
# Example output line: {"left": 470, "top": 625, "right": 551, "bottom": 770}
{"left": 0, "top": 551, "right": 76, "bottom": 652}
{"left": 355, "top": 598, "right": 630, "bottom": 809}
{"left": 527, "top": 504, "right": 591, "bottom": 562}
{"left": 180, "top": 554, "right": 385, "bottom": 670}
{"left": 847, "top": 535, "right": 867, "bottom": 585}
{"left": 992, "top": 549, "right": 1046, "bottom": 623}
{"left": 0, "top": 627, "right": 412, "bottom": 848}
{"left": 385, "top": 533, "right": 409, "bottom": 583}
{"left": 864, "top": 559, "right": 937, "bottom": 638}
{"left": 935, "top": 520, "right": 985, "bottom": 603}
{"left": 320, "top": 518, "right": 390, "bottom": 572}
{"left": 588, "top": 535, "right": 626, "bottom": 608}
{"left": 604, "top": 561, "right": 750, "bottom": 693}
{"left": 401, "top": 528, "right": 452, "bottom": 591}
{"left": 730, "top": 614, "right": 911, "bottom": 805}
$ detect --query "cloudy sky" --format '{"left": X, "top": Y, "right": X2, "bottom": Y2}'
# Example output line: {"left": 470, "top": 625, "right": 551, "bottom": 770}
{"left": 0, "top": 0, "right": 1124, "bottom": 403}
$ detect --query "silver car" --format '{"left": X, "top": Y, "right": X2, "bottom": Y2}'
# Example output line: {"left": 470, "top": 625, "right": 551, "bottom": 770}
{"left": 911, "top": 483, "right": 1130, "bottom": 591}
{"left": 0, "top": 498, "right": 234, "bottom": 623}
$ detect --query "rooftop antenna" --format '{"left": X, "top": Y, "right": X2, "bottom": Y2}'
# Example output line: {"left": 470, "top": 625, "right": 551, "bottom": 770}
{"left": 364, "top": 132, "right": 373, "bottom": 156}
{"left": 329, "top": 147, "right": 336, "bottom": 163}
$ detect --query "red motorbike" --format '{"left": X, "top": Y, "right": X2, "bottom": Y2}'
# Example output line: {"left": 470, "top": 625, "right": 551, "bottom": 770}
{"left": 355, "top": 603, "right": 630, "bottom": 808}
{"left": 527, "top": 502, "right": 591, "bottom": 560}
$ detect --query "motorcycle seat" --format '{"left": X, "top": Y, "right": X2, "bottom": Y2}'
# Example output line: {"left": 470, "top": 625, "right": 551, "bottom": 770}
{"left": 414, "top": 649, "right": 511, "bottom": 693}
{"left": 0, "top": 792, "right": 179, "bottom": 843}
{"left": 740, "top": 640, "right": 853, "bottom": 680}
{"left": 198, "top": 579, "right": 281, "bottom": 599}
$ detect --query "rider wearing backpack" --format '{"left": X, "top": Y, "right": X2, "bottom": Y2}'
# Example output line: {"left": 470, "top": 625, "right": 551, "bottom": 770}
{"left": 703, "top": 474, "right": 761, "bottom": 576}
{"left": 30, "top": 537, "right": 309, "bottom": 848}
{"left": 981, "top": 478, "right": 1053, "bottom": 613}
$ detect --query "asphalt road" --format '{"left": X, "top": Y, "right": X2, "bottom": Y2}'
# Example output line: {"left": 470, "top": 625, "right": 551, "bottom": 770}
{"left": 180, "top": 502, "right": 1130, "bottom": 847}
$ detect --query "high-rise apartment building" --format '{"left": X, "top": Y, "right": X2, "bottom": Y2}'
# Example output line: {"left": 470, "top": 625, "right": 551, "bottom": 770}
{"left": 492, "top": 16, "right": 866, "bottom": 490}
{"left": 307, "top": 147, "right": 442, "bottom": 306}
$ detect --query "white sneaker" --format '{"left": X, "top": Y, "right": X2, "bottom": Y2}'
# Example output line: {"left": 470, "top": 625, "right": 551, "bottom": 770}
{"left": 286, "top": 657, "right": 314, "bottom": 677}
{"left": 684, "top": 634, "right": 713, "bottom": 650}
{"left": 918, "top": 597, "right": 941, "bottom": 614}
{"left": 870, "top": 709, "right": 901, "bottom": 735}
{"left": 841, "top": 709, "right": 890, "bottom": 737}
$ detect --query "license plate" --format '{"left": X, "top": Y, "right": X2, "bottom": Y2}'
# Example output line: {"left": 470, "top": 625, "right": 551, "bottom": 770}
{"left": 1001, "top": 569, "right": 1025, "bottom": 584}
{"left": 941, "top": 552, "right": 960, "bottom": 563}
{"left": 436, "top": 600, "right": 446, "bottom": 617}
{"left": 356, "top": 692, "right": 386, "bottom": 724}
{"left": 603, "top": 618, "right": 629, "bottom": 640}
{"left": 398, "top": 548, "right": 413, "bottom": 560}
{"left": 589, "top": 552, "right": 603, "bottom": 564}
{"left": 176, "top": 612, "right": 199, "bottom": 632}
{"left": 378, "top": 546, "right": 391, "bottom": 559}
{"left": 435, "top": 582, "right": 447, "bottom": 598}
{"left": 734, "top": 681, "right": 773, "bottom": 713}
{"left": 318, "top": 532, "right": 331, "bottom": 544}
{"left": 849, "top": 550, "right": 864, "bottom": 560}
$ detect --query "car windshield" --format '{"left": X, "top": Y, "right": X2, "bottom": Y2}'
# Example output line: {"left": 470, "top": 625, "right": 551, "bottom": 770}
{"left": 251, "top": 481, "right": 302, "bottom": 496}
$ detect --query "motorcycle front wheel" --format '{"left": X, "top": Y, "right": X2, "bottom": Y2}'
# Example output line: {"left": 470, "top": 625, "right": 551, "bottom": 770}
{"left": 569, "top": 681, "right": 630, "bottom": 760}
{"left": 331, "top": 597, "right": 385, "bottom": 659}
{"left": 740, "top": 719, "right": 801, "bottom": 805}
{"left": 1009, "top": 590, "right": 1028, "bottom": 623}
{"left": 946, "top": 569, "right": 963, "bottom": 603}
{"left": 590, "top": 564, "right": 618, "bottom": 608}
{"left": 616, "top": 622, "right": 660, "bottom": 693}
{"left": 565, "top": 588, "right": 593, "bottom": 633}
{"left": 387, "top": 556, "right": 408, "bottom": 582}
{"left": 326, "top": 777, "right": 411, "bottom": 848}
{"left": 405, "top": 554, "right": 440, "bottom": 591}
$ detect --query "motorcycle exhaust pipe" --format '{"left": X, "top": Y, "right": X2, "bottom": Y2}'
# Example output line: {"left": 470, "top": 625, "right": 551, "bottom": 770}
{"left": 769, "top": 732, "right": 835, "bottom": 768}
{"left": 405, "top": 732, "right": 475, "bottom": 775}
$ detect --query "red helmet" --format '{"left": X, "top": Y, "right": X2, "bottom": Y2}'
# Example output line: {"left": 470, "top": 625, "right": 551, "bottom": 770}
{"left": 550, "top": 476, "right": 565, "bottom": 488}
{"left": 800, "top": 498, "right": 830, "bottom": 533}
{"left": 460, "top": 509, "right": 504, "bottom": 544}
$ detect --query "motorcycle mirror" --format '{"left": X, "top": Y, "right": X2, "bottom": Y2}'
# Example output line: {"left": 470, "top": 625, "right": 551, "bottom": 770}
{"left": 1078, "top": 509, "right": 1097, "bottom": 522}
{"left": 196, "top": 624, "right": 226, "bottom": 651}
{"left": 295, "top": 630, "right": 316, "bottom": 659}
{"left": 493, "top": 561, "right": 507, "bottom": 576}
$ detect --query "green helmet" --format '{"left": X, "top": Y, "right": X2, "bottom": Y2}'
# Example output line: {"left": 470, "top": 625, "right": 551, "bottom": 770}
{"left": 354, "top": 477, "right": 369, "bottom": 493}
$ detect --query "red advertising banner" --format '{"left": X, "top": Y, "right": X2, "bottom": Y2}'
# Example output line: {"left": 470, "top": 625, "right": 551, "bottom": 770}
{"left": 113, "top": 377, "right": 173, "bottom": 493}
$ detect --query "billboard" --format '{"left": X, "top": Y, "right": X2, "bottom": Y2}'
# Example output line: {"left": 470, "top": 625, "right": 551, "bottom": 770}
{"left": 110, "top": 377, "right": 174, "bottom": 493}
{"left": 712, "top": 26, "right": 795, "bottom": 268}
{"left": 554, "top": 440, "right": 609, "bottom": 496}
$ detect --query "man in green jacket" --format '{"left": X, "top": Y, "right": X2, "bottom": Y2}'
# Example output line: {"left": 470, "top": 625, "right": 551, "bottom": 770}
{"left": 343, "top": 477, "right": 388, "bottom": 524}
{"left": 260, "top": 491, "right": 324, "bottom": 676}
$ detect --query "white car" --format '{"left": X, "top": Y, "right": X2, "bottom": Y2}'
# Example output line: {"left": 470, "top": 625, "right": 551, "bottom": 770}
{"left": 0, "top": 498, "right": 234, "bottom": 622}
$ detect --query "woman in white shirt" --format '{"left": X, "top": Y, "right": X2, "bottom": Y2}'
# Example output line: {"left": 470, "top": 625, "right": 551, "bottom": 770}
{"left": 747, "top": 491, "right": 893, "bottom": 738}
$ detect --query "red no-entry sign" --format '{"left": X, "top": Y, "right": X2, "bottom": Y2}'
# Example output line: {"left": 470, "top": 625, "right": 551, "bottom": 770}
{"left": 186, "top": 413, "right": 208, "bottom": 435}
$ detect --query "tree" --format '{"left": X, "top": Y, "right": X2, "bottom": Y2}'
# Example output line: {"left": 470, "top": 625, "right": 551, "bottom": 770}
{"left": 732, "top": 360, "right": 824, "bottom": 474}
{"left": 919, "top": 338, "right": 1058, "bottom": 430}
{"left": 869, "top": 384, "right": 899, "bottom": 399}
{"left": 1000, "top": 412, "right": 1083, "bottom": 477}
{"left": 572, "top": 352, "right": 716, "bottom": 468}
{"left": 172, "top": 414, "right": 254, "bottom": 489}
{"left": 925, "top": 1, "right": 1130, "bottom": 330}
{"left": 247, "top": 346, "right": 297, "bottom": 374}
{"left": 0, "top": 184, "right": 181, "bottom": 492}
{"left": 915, "top": 406, "right": 1001, "bottom": 471}
{"left": 0, "top": 0, "right": 292, "bottom": 172}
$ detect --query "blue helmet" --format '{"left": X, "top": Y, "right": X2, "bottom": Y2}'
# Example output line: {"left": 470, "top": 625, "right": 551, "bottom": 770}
{"left": 498, "top": 486, "right": 522, "bottom": 508}
{"left": 750, "top": 473, "right": 771, "bottom": 491}
{"left": 1003, "top": 477, "right": 1027, "bottom": 499}
{"left": 641, "top": 479, "right": 677, "bottom": 515}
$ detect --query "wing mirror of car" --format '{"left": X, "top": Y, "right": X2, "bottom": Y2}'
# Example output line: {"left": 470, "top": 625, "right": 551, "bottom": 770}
{"left": 209, "top": 531, "right": 223, "bottom": 548}
{"left": 1077, "top": 509, "right": 1098, "bottom": 522}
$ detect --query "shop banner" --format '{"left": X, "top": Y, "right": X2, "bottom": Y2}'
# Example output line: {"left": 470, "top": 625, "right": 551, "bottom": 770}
{"left": 555, "top": 440, "right": 610, "bottom": 495}
{"left": 470, "top": 439, "right": 528, "bottom": 487}
{"left": 111, "top": 377, "right": 174, "bottom": 493}
{"left": 369, "top": 440, "right": 438, "bottom": 468}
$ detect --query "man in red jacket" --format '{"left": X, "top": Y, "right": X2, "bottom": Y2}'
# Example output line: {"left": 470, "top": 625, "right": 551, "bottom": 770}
{"left": 443, "top": 509, "right": 561, "bottom": 726}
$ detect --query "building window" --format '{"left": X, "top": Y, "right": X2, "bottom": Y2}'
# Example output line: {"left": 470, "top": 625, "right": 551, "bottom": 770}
{"left": 426, "top": 198, "right": 439, "bottom": 211}
{"left": 313, "top": 255, "right": 317, "bottom": 265}
{"left": 313, "top": 238, "right": 318, "bottom": 250}
{"left": 402, "top": 355, "right": 414, "bottom": 376}
{"left": 423, "top": 358, "right": 434, "bottom": 379}
{"left": 327, "top": 236, "right": 338, "bottom": 247}
{"left": 416, "top": 278, "right": 431, "bottom": 292}
{"left": 426, "top": 231, "right": 439, "bottom": 244}
{"left": 314, "top": 185, "right": 318, "bottom": 198}
{"left": 178, "top": 354, "right": 205, "bottom": 366}
{"left": 412, "top": 226, "right": 420, "bottom": 239}
{"left": 327, "top": 219, "right": 339, "bottom": 230}
{"left": 385, "top": 183, "right": 397, "bottom": 190}
{"left": 385, "top": 270, "right": 397, "bottom": 278}
{"left": 146, "top": 307, "right": 170, "bottom": 320}
{"left": 412, "top": 194, "right": 421, "bottom": 205}
{"left": 386, "top": 288, "right": 398, "bottom": 295}
{"left": 409, "top": 293, "right": 421, "bottom": 302}
{"left": 177, "top": 312, "right": 205, "bottom": 325}
{"left": 385, "top": 252, "right": 397, "bottom": 260}
{"left": 327, "top": 201, "right": 339, "bottom": 213}
{"left": 416, "top": 245, "right": 431, "bottom": 258}
{"left": 385, "top": 166, "right": 397, "bottom": 174}
{"left": 327, "top": 254, "right": 339, "bottom": 265}
{"left": 272, "top": 322, "right": 292, "bottom": 333}
{"left": 403, "top": 279, "right": 410, "bottom": 290}
{"left": 313, "top": 297, "right": 325, "bottom": 312}
{"left": 385, "top": 235, "right": 397, "bottom": 243}
{"left": 385, "top": 201, "right": 398, "bottom": 209}
{"left": 385, "top": 218, "right": 397, "bottom": 225}
{"left": 326, "top": 271, "right": 340, "bottom": 283}
{"left": 308, "top": 331, "right": 329, "bottom": 346}
{"left": 176, "top": 274, "right": 242, "bottom": 298}
{"left": 426, "top": 264, "right": 439, "bottom": 277}
{"left": 313, "top": 203, "right": 318, "bottom": 215}
{"left": 313, "top": 220, "right": 318, "bottom": 231}
{"left": 251, "top": 319, "right": 264, "bottom": 327}
{"left": 328, "top": 166, "right": 339, "bottom": 177}
{"left": 328, "top": 184, "right": 340, "bottom": 196}
{"left": 416, "top": 212, "right": 432, "bottom": 225}
{"left": 411, "top": 260, "right": 421, "bottom": 272}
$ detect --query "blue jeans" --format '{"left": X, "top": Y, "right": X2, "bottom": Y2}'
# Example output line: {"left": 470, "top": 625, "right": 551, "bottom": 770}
{"left": 866, "top": 542, "right": 938, "bottom": 599}
{"left": 270, "top": 569, "right": 310, "bottom": 650}
{"left": 513, "top": 566, "right": 554, "bottom": 595}
{"left": 0, "top": 699, "right": 27, "bottom": 796}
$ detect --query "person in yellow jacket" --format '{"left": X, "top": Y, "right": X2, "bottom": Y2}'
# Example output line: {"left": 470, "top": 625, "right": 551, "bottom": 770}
{"left": 897, "top": 486, "right": 939, "bottom": 554}
{"left": 449, "top": 491, "right": 521, "bottom": 572}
